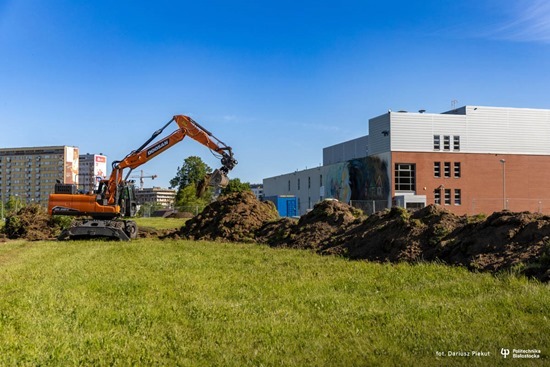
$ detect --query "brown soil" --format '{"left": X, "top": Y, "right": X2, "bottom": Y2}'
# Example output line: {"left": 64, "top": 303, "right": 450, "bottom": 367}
{"left": 256, "top": 199, "right": 363, "bottom": 249}
{"left": 174, "top": 191, "right": 279, "bottom": 242}
{"left": 2, "top": 205, "right": 64, "bottom": 241}
{"left": 137, "top": 226, "right": 173, "bottom": 239}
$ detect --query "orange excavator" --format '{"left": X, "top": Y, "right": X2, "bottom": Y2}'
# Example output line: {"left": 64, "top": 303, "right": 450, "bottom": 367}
{"left": 48, "top": 115, "right": 237, "bottom": 240}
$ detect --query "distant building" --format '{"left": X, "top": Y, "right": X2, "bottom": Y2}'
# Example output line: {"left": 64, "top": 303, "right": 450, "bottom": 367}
{"left": 0, "top": 145, "right": 79, "bottom": 207}
{"left": 79, "top": 153, "right": 107, "bottom": 193}
{"left": 265, "top": 106, "right": 550, "bottom": 216}
{"left": 135, "top": 187, "right": 176, "bottom": 208}
{"left": 250, "top": 184, "right": 263, "bottom": 200}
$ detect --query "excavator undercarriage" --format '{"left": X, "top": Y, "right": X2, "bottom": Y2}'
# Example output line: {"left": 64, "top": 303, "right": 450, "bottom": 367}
{"left": 58, "top": 218, "right": 138, "bottom": 241}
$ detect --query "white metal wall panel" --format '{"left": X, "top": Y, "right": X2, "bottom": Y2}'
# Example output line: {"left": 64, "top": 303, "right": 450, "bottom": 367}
{"left": 368, "top": 114, "right": 391, "bottom": 155}
{"left": 323, "top": 135, "right": 369, "bottom": 165}
{"left": 389, "top": 106, "right": 550, "bottom": 155}
{"left": 263, "top": 166, "right": 327, "bottom": 216}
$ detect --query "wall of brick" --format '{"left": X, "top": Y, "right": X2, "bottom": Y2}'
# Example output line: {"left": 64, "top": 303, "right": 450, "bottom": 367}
{"left": 392, "top": 152, "right": 550, "bottom": 215}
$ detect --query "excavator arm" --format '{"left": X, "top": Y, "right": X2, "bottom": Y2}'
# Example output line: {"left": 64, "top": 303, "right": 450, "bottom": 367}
{"left": 105, "top": 115, "right": 236, "bottom": 205}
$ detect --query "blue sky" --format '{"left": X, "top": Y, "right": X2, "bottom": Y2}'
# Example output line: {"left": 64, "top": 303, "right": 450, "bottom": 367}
{"left": 1, "top": 0, "right": 550, "bottom": 188}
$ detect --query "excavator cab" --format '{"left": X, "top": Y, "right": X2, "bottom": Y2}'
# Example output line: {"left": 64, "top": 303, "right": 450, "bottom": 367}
{"left": 118, "top": 182, "right": 138, "bottom": 218}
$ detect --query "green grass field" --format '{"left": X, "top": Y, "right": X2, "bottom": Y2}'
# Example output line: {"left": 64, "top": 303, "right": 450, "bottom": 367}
{"left": 133, "top": 217, "right": 186, "bottom": 230}
{"left": 0, "top": 238, "right": 548, "bottom": 366}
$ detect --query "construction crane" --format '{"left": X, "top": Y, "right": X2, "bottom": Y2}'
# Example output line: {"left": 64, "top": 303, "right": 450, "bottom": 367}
{"left": 131, "top": 170, "right": 158, "bottom": 190}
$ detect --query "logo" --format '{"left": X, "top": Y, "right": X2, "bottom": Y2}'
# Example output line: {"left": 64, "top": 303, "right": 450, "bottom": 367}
{"left": 52, "top": 206, "right": 80, "bottom": 215}
{"left": 501, "top": 349, "right": 510, "bottom": 358}
{"left": 146, "top": 139, "right": 169, "bottom": 157}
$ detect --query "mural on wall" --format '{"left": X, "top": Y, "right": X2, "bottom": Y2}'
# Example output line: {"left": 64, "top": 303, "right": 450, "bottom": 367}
{"left": 325, "top": 156, "right": 389, "bottom": 202}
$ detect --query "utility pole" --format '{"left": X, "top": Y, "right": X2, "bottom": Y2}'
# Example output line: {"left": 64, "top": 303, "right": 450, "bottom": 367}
{"left": 500, "top": 159, "right": 506, "bottom": 210}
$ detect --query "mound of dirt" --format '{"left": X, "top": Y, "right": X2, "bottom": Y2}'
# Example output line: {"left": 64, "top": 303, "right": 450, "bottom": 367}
{"left": 176, "top": 191, "right": 279, "bottom": 242}
{"left": 320, "top": 205, "right": 465, "bottom": 262}
{"left": 440, "top": 211, "right": 550, "bottom": 281}
{"left": 256, "top": 199, "right": 363, "bottom": 249}
{"left": 317, "top": 205, "right": 550, "bottom": 282}
{"left": 2, "top": 205, "right": 65, "bottom": 241}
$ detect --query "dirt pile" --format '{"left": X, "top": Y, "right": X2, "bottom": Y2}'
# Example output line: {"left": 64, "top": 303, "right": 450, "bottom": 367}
{"left": 256, "top": 199, "right": 363, "bottom": 249}
{"left": 174, "top": 191, "right": 279, "bottom": 242}
{"left": 316, "top": 205, "right": 549, "bottom": 281}
{"left": 440, "top": 211, "right": 550, "bottom": 281}
{"left": 320, "top": 205, "right": 466, "bottom": 261}
{"left": 2, "top": 205, "right": 68, "bottom": 241}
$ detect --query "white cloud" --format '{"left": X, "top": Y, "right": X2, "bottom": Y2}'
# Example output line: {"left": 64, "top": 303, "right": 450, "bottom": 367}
{"left": 495, "top": 0, "right": 550, "bottom": 43}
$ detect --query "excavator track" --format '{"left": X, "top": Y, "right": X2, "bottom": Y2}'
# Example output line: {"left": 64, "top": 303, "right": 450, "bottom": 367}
{"left": 58, "top": 219, "right": 138, "bottom": 241}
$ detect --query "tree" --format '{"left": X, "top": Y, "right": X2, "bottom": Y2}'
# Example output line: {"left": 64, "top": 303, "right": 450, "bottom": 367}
{"left": 221, "top": 178, "right": 251, "bottom": 195}
{"left": 169, "top": 156, "right": 212, "bottom": 190}
{"left": 174, "top": 184, "right": 211, "bottom": 214}
{"left": 170, "top": 156, "right": 213, "bottom": 212}
{"left": 5, "top": 195, "right": 24, "bottom": 215}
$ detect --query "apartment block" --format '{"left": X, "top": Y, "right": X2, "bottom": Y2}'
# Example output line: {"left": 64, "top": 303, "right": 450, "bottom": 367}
{"left": 0, "top": 146, "right": 79, "bottom": 207}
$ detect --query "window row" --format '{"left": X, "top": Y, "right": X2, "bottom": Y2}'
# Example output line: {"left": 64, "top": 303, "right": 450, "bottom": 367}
{"left": 288, "top": 175, "right": 323, "bottom": 191}
{"left": 434, "top": 188, "right": 461, "bottom": 206}
{"left": 433, "top": 135, "right": 460, "bottom": 151}
{"left": 434, "top": 162, "right": 461, "bottom": 178}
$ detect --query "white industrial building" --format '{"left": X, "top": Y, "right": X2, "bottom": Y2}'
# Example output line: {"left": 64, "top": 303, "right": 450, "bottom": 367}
{"left": 264, "top": 106, "right": 550, "bottom": 216}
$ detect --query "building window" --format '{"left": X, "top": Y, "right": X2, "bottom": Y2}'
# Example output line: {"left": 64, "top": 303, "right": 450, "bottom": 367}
{"left": 434, "top": 189, "right": 441, "bottom": 205}
{"left": 298, "top": 178, "right": 300, "bottom": 190}
{"left": 434, "top": 162, "right": 441, "bottom": 178}
{"left": 443, "top": 136, "right": 450, "bottom": 151}
{"left": 320, "top": 174, "right": 323, "bottom": 186}
{"left": 288, "top": 180, "right": 290, "bottom": 192}
{"left": 444, "top": 189, "right": 451, "bottom": 205}
{"left": 433, "top": 135, "right": 440, "bottom": 150}
{"left": 308, "top": 176, "right": 311, "bottom": 189}
{"left": 444, "top": 162, "right": 451, "bottom": 178}
{"left": 454, "top": 189, "right": 462, "bottom": 205}
{"left": 453, "top": 136, "right": 460, "bottom": 151}
{"left": 394, "top": 163, "right": 416, "bottom": 192}
{"left": 454, "top": 162, "right": 461, "bottom": 178}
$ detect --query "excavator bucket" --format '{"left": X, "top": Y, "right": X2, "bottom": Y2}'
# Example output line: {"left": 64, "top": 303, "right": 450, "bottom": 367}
{"left": 196, "top": 169, "right": 230, "bottom": 198}
{"left": 209, "top": 169, "right": 230, "bottom": 188}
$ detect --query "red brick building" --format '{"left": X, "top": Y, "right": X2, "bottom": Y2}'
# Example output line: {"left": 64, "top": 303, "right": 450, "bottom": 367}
{"left": 371, "top": 106, "right": 550, "bottom": 215}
